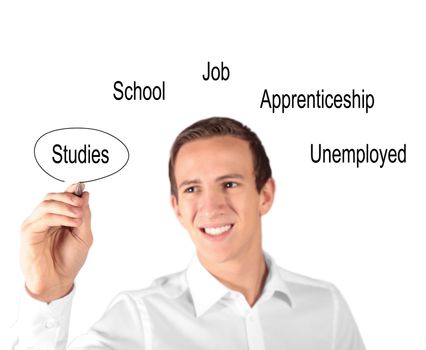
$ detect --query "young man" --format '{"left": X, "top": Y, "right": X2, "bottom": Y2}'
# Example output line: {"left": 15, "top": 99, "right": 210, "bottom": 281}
{"left": 13, "top": 117, "right": 365, "bottom": 349}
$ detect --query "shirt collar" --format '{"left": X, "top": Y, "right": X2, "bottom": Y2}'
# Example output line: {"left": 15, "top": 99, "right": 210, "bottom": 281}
{"left": 262, "top": 251, "right": 293, "bottom": 307}
{"left": 185, "top": 251, "right": 293, "bottom": 318}
{"left": 185, "top": 252, "right": 230, "bottom": 318}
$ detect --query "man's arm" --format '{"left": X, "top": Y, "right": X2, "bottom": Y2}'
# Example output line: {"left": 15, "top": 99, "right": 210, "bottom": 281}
{"left": 332, "top": 286, "right": 366, "bottom": 350}
{"left": 13, "top": 184, "right": 92, "bottom": 349}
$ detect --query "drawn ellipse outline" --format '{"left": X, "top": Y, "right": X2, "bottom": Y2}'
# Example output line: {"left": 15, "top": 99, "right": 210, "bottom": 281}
{"left": 34, "top": 127, "right": 130, "bottom": 183}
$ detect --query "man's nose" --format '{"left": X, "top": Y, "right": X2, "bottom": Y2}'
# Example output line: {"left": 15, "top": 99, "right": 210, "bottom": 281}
{"left": 198, "top": 189, "right": 227, "bottom": 219}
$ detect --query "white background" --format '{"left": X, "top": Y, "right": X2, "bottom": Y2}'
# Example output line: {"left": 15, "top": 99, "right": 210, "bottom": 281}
{"left": 1, "top": 1, "right": 425, "bottom": 349}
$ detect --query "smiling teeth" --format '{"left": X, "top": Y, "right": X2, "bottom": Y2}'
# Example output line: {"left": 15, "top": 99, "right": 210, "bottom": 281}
{"left": 204, "top": 224, "right": 232, "bottom": 236}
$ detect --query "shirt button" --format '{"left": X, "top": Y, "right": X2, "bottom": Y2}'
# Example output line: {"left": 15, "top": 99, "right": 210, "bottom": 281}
{"left": 45, "top": 319, "right": 59, "bottom": 328}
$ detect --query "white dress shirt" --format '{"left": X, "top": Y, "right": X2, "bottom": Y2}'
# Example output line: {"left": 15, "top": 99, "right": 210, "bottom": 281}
{"left": 12, "top": 252, "right": 365, "bottom": 350}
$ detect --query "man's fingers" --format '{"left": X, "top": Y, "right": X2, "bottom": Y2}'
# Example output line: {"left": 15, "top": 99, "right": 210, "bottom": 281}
{"left": 30, "top": 200, "right": 83, "bottom": 222}
{"left": 22, "top": 213, "right": 83, "bottom": 234}
{"left": 21, "top": 186, "right": 92, "bottom": 243}
{"left": 43, "top": 192, "right": 84, "bottom": 206}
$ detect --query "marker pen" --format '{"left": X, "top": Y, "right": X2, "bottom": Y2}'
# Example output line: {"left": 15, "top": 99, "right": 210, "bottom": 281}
{"left": 74, "top": 182, "right": 84, "bottom": 197}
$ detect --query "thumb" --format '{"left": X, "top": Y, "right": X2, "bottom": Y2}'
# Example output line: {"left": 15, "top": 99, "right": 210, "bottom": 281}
{"left": 66, "top": 183, "right": 92, "bottom": 243}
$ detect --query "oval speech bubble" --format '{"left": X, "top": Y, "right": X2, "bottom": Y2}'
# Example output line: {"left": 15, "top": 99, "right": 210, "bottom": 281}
{"left": 34, "top": 127, "right": 129, "bottom": 183}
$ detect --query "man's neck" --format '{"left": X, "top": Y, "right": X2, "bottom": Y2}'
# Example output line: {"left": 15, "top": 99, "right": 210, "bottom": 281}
{"left": 198, "top": 248, "right": 268, "bottom": 307}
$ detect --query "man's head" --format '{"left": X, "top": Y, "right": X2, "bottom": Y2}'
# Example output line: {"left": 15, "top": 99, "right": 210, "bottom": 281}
{"left": 169, "top": 117, "right": 272, "bottom": 198}
{"left": 169, "top": 117, "right": 275, "bottom": 264}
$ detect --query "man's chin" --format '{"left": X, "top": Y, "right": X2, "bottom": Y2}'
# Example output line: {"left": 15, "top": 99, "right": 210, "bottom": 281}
{"left": 196, "top": 248, "right": 236, "bottom": 266}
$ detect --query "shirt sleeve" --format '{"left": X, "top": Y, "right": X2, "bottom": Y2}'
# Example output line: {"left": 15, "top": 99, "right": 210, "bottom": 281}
{"left": 12, "top": 285, "right": 75, "bottom": 350}
{"left": 11, "top": 287, "right": 146, "bottom": 350}
{"left": 68, "top": 292, "right": 146, "bottom": 350}
{"left": 332, "top": 286, "right": 366, "bottom": 350}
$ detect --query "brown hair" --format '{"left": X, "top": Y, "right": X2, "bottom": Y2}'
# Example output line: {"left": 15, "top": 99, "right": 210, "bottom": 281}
{"left": 169, "top": 117, "right": 272, "bottom": 197}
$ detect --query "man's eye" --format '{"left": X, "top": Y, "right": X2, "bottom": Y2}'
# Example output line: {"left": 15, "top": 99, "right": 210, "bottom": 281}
{"left": 224, "top": 182, "right": 238, "bottom": 189}
{"left": 184, "top": 186, "right": 196, "bottom": 193}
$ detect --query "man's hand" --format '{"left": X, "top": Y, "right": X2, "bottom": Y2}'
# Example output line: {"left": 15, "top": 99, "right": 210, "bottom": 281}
{"left": 20, "top": 183, "right": 92, "bottom": 303}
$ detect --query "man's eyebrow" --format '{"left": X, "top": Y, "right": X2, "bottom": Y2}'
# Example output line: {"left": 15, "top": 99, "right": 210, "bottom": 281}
{"left": 178, "top": 179, "right": 201, "bottom": 189}
{"left": 215, "top": 174, "right": 245, "bottom": 182}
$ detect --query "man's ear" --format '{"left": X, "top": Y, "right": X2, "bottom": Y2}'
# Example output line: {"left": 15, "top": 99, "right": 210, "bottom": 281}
{"left": 259, "top": 177, "right": 275, "bottom": 216}
{"left": 171, "top": 195, "right": 184, "bottom": 224}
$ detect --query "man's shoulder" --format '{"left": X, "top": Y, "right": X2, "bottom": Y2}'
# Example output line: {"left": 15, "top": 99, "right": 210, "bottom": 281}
{"left": 274, "top": 264, "right": 342, "bottom": 305}
{"left": 116, "top": 269, "right": 188, "bottom": 304}
{"left": 277, "top": 265, "right": 337, "bottom": 291}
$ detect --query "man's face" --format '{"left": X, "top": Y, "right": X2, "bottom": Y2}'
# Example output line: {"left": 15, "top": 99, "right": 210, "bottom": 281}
{"left": 171, "top": 136, "right": 275, "bottom": 264}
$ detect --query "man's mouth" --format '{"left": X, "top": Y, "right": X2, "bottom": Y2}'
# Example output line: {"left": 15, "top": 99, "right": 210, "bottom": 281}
{"left": 202, "top": 224, "right": 232, "bottom": 235}
{"left": 199, "top": 224, "right": 234, "bottom": 240}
